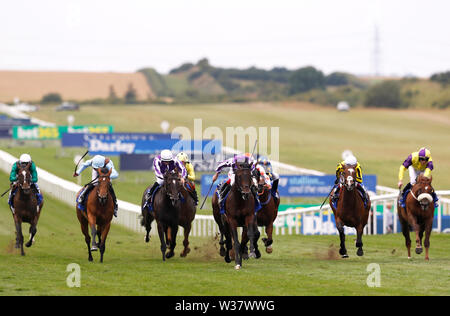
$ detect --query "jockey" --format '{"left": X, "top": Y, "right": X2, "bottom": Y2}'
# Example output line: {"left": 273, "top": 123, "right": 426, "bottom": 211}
{"left": 398, "top": 147, "right": 438, "bottom": 208}
{"left": 176, "top": 152, "right": 198, "bottom": 206}
{"left": 143, "top": 149, "right": 187, "bottom": 210}
{"left": 256, "top": 155, "right": 280, "bottom": 198}
{"left": 9, "top": 153, "right": 43, "bottom": 211}
{"left": 73, "top": 155, "right": 119, "bottom": 217}
{"left": 212, "top": 153, "right": 260, "bottom": 207}
{"left": 331, "top": 155, "right": 369, "bottom": 207}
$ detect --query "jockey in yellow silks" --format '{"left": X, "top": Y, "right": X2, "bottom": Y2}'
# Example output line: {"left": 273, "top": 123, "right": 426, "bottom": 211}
{"left": 331, "top": 155, "right": 369, "bottom": 207}
{"left": 398, "top": 147, "right": 438, "bottom": 208}
{"left": 176, "top": 152, "right": 198, "bottom": 206}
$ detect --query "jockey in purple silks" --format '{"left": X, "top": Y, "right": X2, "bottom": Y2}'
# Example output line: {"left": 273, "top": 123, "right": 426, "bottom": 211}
{"left": 212, "top": 153, "right": 260, "bottom": 207}
{"left": 143, "top": 149, "right": 187, "bottom": 210}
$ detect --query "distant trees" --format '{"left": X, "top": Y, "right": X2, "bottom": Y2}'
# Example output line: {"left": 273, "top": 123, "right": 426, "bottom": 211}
{"left": 124, "top": 83, "right": 137, "bottom": 104}
{"left": 430, "top": 71, "right": 450, "bottom": 86}
{"left": 288, "top": 66, "right": 325, "bottom": 95}
{"left": 364, "top": 80, "right": 404, "bottom": 108}
{"left": 41, "top": 92, "right": 62, "bottom": 104}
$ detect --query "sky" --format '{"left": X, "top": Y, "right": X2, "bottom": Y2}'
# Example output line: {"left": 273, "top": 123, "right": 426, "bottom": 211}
{"left": 1, "top": 0, "right": 449, "bottom": 77}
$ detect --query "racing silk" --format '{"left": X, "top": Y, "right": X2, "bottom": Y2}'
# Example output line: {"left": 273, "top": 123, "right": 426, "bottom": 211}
{"left": 398, "top": 151, "right": 434, "bottom": 181}
{"left": 153, "top": 155, "right": 187, "bottom": 180}
{"left": 215, "top": 154, "right": 255, "bottom": 173}
{"left": 10, "top": 161, "right": 38, "bottom": 183}
{"left": 76, "top": 157, "right": 119, "bottom": 179}
{"left": 255, "top": 164, "right": 271, "bottom": 188}
{"left": 184, "top": 162, "right": 196, "bottom": 182}
{"left": 336, "top": 161, "right": 363, "bottom": 183}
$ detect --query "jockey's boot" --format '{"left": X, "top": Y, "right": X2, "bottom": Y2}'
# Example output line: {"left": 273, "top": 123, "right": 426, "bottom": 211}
{"left": 109, "top": 184, "right": 118, "bottom": 217}
{"left": 331, "top": 185, "right": 340, "bottom": 205}
{"left": 218, "top": 182, "right": 231, "bottom": 206}
{"left": 356, "top": 183, "right": 369, "bottom": 207}
{"left": 272, "top": 178, "right": 280, "bottom": 200}
{"left": 77, "top": 183, "right": 95, "bottom": 211}
{"left": 251, "top": 185, "right": 262, "bottom": 212}
{"left": 144, "top": 182, "right": 159, "bottom": 210}
{"left": 431, "top": 191, "right": 439, "bottom": 209}
{"left": 31, "top": 183, "right": 43, "bottom": 205}
{"left": 191, "top": 189, "right": 199, "bottom": 206}
{"left": 399, "top": 182, "right": 412, "bottom": 208}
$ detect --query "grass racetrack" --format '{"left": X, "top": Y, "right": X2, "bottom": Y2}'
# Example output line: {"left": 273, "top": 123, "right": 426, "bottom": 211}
{"left": 1, "top": 102, "right": 450, "bottom": 296}
{"left": 0, "top": 168, "right": 449, "bottom": 296}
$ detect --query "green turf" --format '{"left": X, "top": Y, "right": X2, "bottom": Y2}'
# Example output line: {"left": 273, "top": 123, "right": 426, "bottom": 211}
{"left": 1, "top": 169, "right": 449, "bottom": 296}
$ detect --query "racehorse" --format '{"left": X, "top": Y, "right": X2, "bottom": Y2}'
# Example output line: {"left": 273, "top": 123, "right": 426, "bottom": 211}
{"left": 212, "top": 162, "right": 258, "bottom": 269}
{"left": 141, "top": 170, "right": 196, "bottom": 261}
{"left": 329, "top": 164, "right": 370, "bottom": 258}
{"left": 10, "top": 164, "right": 44, "bottom": 256}
{"left": 76, "top": 167, "right": 114, "bottom": 262}
{"left": 398, "top": 174, "right": 435, "bottom": 260}
{"left": 241, "top": 169, "right": 280, "bottom": 256}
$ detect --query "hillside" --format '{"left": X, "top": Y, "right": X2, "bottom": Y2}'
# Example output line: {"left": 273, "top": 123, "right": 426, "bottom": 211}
{"left": 0, "top": 71, "right": 155, "bottom": 103}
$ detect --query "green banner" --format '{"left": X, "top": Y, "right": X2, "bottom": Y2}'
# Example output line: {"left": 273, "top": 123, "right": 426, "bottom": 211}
{"left": 12, "top": 125, "right": 114, "bottom": 140}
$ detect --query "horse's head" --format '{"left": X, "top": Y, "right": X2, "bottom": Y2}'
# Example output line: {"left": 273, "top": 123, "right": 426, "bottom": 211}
{"left": 163, "top": 170, "right": 183, "bottom": 206}
{"left": 17, "top": 164, "right": 32, "bottom": 195}
{"left": 234, "top": 165, "right": 253, "bottom": 199}
{"left": 342, "top": 165, "right": 357, "bottom": 191}
{"left": 253, "top": 168, "right": 265, "bottom": 195}
{"left": 412, "top": 174, "right": 434, "bottom": 211}
{"left": 96, "top": 167, "right": 112, "bottom": 205}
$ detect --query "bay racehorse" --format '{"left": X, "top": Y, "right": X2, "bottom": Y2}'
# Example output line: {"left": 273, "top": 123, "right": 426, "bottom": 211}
{"left": 398, "top": 174, "right": 435, "bottom": 260}
{"left": 141, "top": 170, "right": 196, "bottom": 261}
{"left": 212, "top": 162, "right": 258, "bottom": 269}
{"left": 329, "top": 164, "right": 370, "bottom": 258}
{"left": 76, "top": 167, "right": 114, "bottom": 262}
{"left": 10, "top": 164, "right": 44, "bottom": 256}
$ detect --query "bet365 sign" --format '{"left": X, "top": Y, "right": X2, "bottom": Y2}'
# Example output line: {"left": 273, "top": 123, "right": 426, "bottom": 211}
{"left": 12, "top": 125, "right": 113, "bottom": 140}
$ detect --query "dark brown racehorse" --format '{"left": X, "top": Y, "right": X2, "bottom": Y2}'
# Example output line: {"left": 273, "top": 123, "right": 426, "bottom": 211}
{"left": 10, "top": 165, "right": 44, "bottom": 256}
{"left": 212, "top": 162, "right": 258, "bottom": 269}
{"left": 142, "top": 170, "right": 196, "bottom": 261}
{"left": 398, "top": 174, "right": 435, "bottom": 260}
{"left": 241, "top": 171, "right": 280, "bottom": 256}
{"left": 76, "top": 167, "right": 114, "bottom": 262}
{"left": 329, "top": 164, "right": 370, "bottom": 258}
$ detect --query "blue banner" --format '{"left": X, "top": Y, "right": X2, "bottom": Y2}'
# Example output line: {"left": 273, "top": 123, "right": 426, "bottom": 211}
{"left": 61, "top": 132, "right": 178, "bottom": 148}
{"left": 120, "top": 154, "right": 156, "bottom": 171}
{"left": 201, "top": 174, "right": 377, "bottom": 197}
{"left": 277, "top": 175, "right": 377, "bottom": 197}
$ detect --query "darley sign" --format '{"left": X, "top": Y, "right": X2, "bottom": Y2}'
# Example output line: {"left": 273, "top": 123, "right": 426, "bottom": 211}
{"left": 12, "top": 125, "right": 114, "bottom": 140}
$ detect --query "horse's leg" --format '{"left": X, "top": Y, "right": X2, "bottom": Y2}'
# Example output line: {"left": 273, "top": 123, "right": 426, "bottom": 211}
{"left": 253, "top": 224, "right": 261, "bottom": 259}
{"left": 355, "top": 224, "right": 364, "bottom": 256}
{"left": 156, "top": 221, "right": 167, "bottom": 261}
{"left": 241, "top": 227, "right": 249, "bottom": 260}
{"left": 144, "top": 213, "right": 153, "bottom": 243}
{"left": 423, "top": 218, "right": 433, "bottom": 261}
{"left": 246, "top": 217, "right": 257, "bottom": 259}
{"left": 99, "top": 223, "right": 111, "bottom": 263}
{"left": 229, "top": 219, "right": 242, "bottom": 269}
{"left": 25, "top": 217, "right": 38, "bottom": 248}
{"left": 264, "top": 222, "right": 274, "bottom": 254}
{"left": 77, "top": 211, "right": 93, "bottom": 261}
{"left": 166, "top": 225, "right": 178, "bottom": 259}
{"left": 408, "top": 215, "right": 422, "bottom": 255}
{"left": 88, "top": 213, "right": 98, "bottom": 251}
{"left": 399, "top": 215, "right": 411, "bottom": 259}
{"left": 14, "top": 216, "right": 25, "bottom": 256}
{"left": 336, "top": 219, "right": 348, "bottom": 258}
{"left": 180, "top": 224, "right": 191, "bottom": 257}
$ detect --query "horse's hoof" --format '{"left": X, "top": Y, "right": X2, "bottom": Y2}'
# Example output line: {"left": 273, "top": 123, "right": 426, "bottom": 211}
{"left": 166, "top": 252, "right": 174, "bottom": 259}
{"left": 88, "top": 257, "right": 93, "bottom": 262}
{"left": 145, "top": 236, "right": 150, "bottom": 243}
{"left": 265, "top": 246, "right": 273, "bottom": 254}
{"left": 341, "top": 254, "right": 349, "bottom": 259}
{"left": 357, "top": 249, "right": 364, "bottom": 256}
{"left": 234, "top": 264, "right": 241, "bottom": 270}
{"left": 242, "top": 253, "right": 249, "bottom": 260}
{"left": 415, "top": 247, "right": 423, "bottom": 255}
{"left": 255, "top": 249, "right": 261, "bottom": 259}
{"left": 407, "top": 256, "right": 412, "bottom": 260}
{"left": 91, "top": 246, "right": 98, "bottom": 252}
{"left": 220, "top": 248, "right": 226, "bottom": 257}
{"left": 225, "top": 256, "right": 231, "bottom": 263}
{"left": 249, "top": 252, "right": 257, "bottom": 259}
